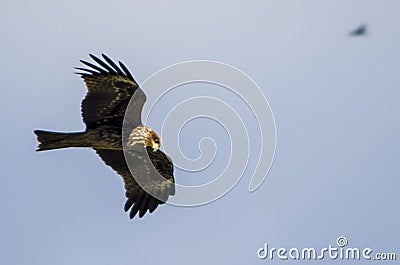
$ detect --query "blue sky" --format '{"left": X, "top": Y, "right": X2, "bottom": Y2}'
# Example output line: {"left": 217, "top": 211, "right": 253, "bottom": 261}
{"left": 1, "top": 1, "right": 399, "bottom": 264}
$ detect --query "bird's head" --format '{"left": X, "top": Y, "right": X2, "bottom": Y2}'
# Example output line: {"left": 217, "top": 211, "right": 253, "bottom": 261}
{"left": 145, "top": 128, "right": 161, "bottom": 152}
{"left": 127, "top": 125, "right": 161, "bottom": 152}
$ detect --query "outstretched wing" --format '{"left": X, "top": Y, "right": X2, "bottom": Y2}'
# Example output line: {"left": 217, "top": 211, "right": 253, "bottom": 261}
{"left": 76, "top": 54, "right": 146, "bottom": 130}
{"left": 95, "top": 148, "right": 175, "bottom": 219}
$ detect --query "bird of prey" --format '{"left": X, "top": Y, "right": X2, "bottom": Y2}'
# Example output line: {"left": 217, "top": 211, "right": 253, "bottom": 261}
{"left": 34, "top": 54, "right": 175, "bottom": 219}
{"left": 350, "top": 24, "right": 367, "bottom": 36}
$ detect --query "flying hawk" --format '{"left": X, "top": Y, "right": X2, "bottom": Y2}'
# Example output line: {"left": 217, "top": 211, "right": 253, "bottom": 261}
{"left": 34, "top": 54, "right": 175, "bottom": 219}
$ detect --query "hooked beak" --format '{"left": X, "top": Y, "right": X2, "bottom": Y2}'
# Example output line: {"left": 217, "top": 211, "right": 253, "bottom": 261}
{"left": 152, "top": 143, "right": 160, "bottom": 152}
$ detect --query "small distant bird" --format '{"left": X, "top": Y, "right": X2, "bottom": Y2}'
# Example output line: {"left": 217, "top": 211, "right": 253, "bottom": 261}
{"left": 34, "top": 54, "right": 175, "bottom": 219}
{"left": 350, "top": 24, "right": 367, "bottom": 36}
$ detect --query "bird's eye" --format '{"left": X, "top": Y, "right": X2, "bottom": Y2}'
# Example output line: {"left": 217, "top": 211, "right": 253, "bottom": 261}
{"left": 153, "top": 137, "right": 160, "bottom": 143}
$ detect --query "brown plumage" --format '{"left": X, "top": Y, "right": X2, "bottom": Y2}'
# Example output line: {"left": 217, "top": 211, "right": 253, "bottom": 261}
{"left": 34, "top": 54, "right": 175, "bottom": 219}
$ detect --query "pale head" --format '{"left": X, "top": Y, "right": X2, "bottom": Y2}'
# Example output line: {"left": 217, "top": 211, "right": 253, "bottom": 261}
{"left": 127, "top": 125, "right": 161, "bottom": 151}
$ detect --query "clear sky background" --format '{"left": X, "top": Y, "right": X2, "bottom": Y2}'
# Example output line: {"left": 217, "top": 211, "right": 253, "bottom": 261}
{"left": 1, "top": 1, "right": 399, "bottom": 264}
